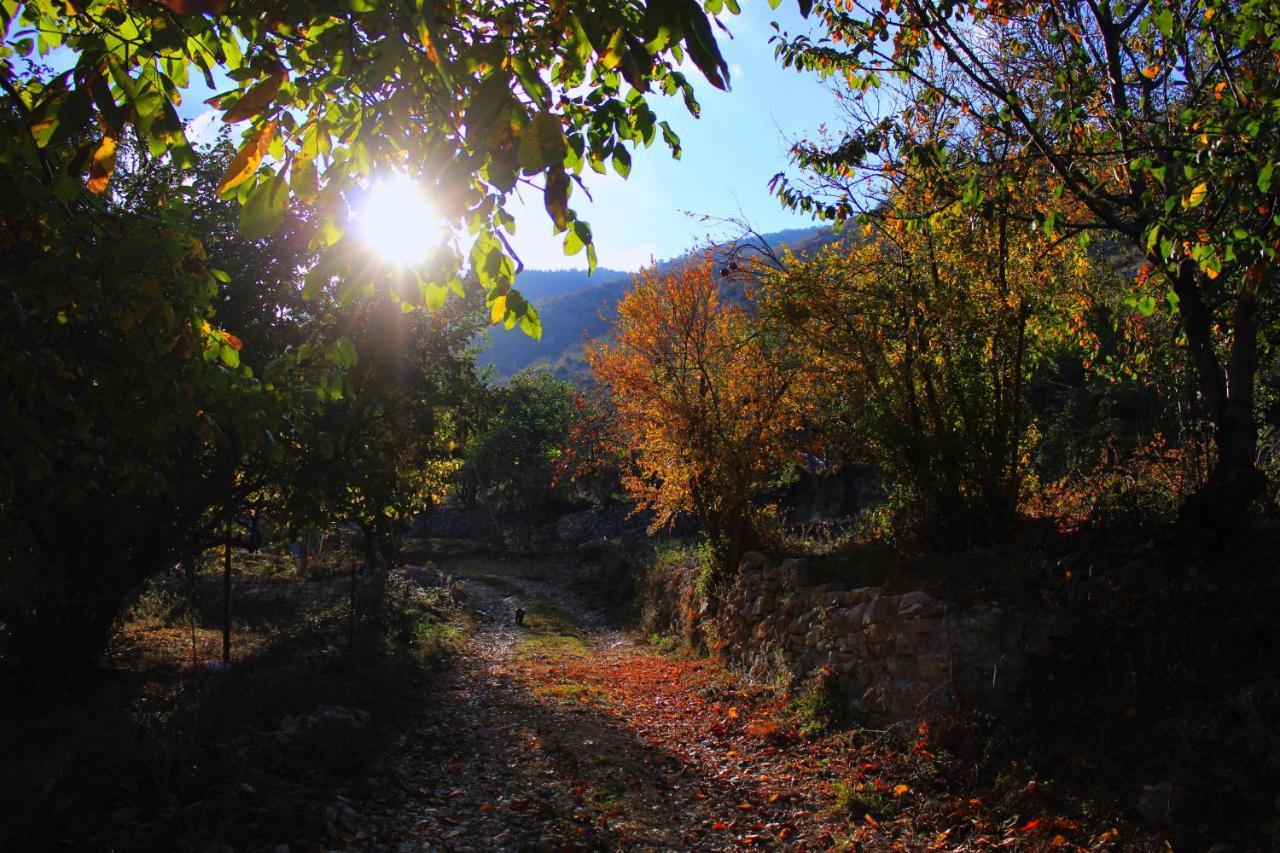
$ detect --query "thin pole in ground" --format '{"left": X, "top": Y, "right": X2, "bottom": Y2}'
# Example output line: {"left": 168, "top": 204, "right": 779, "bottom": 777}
{"left": 223, "top": 520, "right": 232, "bottom": 666}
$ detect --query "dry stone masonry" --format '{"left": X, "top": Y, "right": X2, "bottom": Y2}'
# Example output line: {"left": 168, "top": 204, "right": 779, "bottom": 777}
{"left": 708, "top": 553, "right": 1071, "bottom": 722}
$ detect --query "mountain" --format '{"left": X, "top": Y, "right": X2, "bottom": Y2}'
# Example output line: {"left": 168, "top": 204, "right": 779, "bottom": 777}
{"left": 507, "top": 267, "right": 628, "bottom": 301}
{"left": 479, "top": 225, "right": 842, "bottom": 381}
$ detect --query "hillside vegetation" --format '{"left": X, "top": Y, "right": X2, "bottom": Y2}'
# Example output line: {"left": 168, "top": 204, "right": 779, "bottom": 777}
{"left": 482, "top": 226, "right": 840, "bottom": 378}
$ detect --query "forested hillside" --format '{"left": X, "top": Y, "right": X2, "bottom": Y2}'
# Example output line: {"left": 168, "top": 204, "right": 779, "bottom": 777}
{"left": 483, "top": 226, "right": 840, "bottom": 378}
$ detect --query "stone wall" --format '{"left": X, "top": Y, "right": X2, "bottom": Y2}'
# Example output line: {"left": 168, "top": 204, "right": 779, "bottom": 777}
{"left": 704, "top": 553, "right": 1071, "bottom": 722}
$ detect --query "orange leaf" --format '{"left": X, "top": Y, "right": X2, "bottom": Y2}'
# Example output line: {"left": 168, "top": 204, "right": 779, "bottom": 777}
{"left": 217, "top": 119, "right": 277, "bottom": 195}
{"left": 892, "top": 783, "right": 910, "bottom": 797}
{"left": 221, "top": 73, "right": 283, "bottom": 124}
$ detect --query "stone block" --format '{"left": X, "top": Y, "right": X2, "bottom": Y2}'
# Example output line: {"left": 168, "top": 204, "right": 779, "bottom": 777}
{"left": 897, "top": 590, "right": 943, "bottom": 619}
{"left": 825, "top": 590, "right": 854, "bottom": 608}
{"left": 887, "top": 679, "right": 936, "bottom": 716}
{"left": 886, "top": 655, "right": 915, "bottom": 676}
{"left": 902, "top": 618, "right": 943, "bottom": 634}
{"left": 850, "top": 587, "right": 878, "bottom": 605}
{"left": 863, "top": 595, "right": 896, "bottom": 625}
{"left": 916, "top": 653, "right": 952, "bottom": 683}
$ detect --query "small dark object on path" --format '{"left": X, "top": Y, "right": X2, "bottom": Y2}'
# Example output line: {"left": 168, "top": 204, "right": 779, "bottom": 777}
{"left": 514, "top": 607, "right": 525, "bottom": 626}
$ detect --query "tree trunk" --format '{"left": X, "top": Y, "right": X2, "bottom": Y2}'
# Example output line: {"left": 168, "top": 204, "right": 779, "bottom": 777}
{"left": 1168, "top": 260, "right": 1268, "bottom": 541}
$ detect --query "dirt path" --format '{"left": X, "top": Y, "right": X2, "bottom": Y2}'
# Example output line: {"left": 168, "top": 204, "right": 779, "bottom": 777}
{"left": 335, "top": 562, "right": 1126, "bottom": 852}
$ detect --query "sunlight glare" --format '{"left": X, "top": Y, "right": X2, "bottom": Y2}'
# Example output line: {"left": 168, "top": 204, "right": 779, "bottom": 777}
{"left": 357, "top": 172, "right": 440, "bottom": 266}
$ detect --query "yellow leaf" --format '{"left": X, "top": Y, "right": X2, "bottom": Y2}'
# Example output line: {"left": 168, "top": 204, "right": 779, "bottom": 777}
{"left": 1183, "top": 181, "right": 1208, "bottom": 208}
{"left": 490, "top": 293, "right": 507, "bottom": 323}
{"left": 87, "top": 135, "right": 116, "bottom": 194}
{"left": 216, "top": 119, "right": 277, "bottom": 195}
{"left": 892, "top": 783, "right": 910, "bottom": 797}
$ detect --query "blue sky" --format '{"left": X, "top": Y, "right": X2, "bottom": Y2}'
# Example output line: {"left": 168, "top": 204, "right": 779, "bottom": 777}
{"left": 508, "top": 3, "right": 835, "bottom": 271}
{"left": 176, "top": 3, "right": 835, "bottom": 273}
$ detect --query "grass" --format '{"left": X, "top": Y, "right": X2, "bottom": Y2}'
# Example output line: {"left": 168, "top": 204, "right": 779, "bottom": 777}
{"left": 515, "top": 597, "right": 588, "bottom": 661}
{"left": 541, "top": 680, "right": 608, "bottom": 704}
{"left": 832, "top": 780, "right": 901, "bottom": 820}
{"left": 787, "top": 667, "right": 842, "bottom": 740}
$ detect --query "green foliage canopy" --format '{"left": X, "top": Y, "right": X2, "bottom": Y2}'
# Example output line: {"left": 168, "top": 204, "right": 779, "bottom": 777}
{"left": 771, "top": 0, "right": 1280, "bottom": 525}
{"left": 1, "top": 0, "right": 750, "bottom": 335}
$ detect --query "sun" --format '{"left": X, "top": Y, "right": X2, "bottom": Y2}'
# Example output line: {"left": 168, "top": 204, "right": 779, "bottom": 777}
{"left": 356, "top": 172, "right": 441, "bottom": 267}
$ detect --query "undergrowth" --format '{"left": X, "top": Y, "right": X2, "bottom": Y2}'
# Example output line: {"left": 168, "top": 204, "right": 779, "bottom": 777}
{"left": 1, "top": 553, "right": 467, "bottom": 852}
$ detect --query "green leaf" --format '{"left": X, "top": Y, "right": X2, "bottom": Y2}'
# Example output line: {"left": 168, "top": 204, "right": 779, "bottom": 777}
{"left": 424, "top": 282, "right": 448, "bottom": 311}
{"left": 564, "top": 220, "right": 592, "bottom": 255}
{"left": 1136, "top": 294, "right": 1156, "bottom": 316}
{"left": 239, "top": 177, "right": 288, "bottom": 239}
{"left": 220, "top": 343, "right": 241, "bottom": 368}
{"left": 519, "top": 304, "right": 542, "bottom": 339}
{"left": 1259, "top": 162, "right": 1274, "bottom": 193}
{"left": 612, "top": 145, "right": 632, "bottom": 178}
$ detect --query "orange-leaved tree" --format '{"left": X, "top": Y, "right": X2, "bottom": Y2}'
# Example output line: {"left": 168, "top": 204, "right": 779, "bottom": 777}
{"left": 588, "top": 253, "right": 800, "bottom": 577}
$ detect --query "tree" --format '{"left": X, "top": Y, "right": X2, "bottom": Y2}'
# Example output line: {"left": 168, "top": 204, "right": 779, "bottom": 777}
{"left": 0, "top": 126, "right": 285, "bottom": 687}
{"left": 1, "top": 0, "right": 753, "bottom": 331}
{"left": 556, "top": 389, "right": 627, "bottom": 507}
{"left": 760, "top": 181, "right": 1100, "bottom": 547}
{"left": 0, "top": 0, "right": 768, "bottom": 686}
{"left": 462, "top": 369, "right": 575, "bottom": 519}
{"left": 772, "top": 0, "right": 1280, "bottom": 533}
{"left": 588, "top": 253, "right": 800, "bottom": 574}
{"left": 273, "top": 287, "right": 488, "bottom": 569}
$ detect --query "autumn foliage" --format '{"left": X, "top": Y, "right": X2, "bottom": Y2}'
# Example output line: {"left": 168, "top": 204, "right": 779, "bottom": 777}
{"left": 588, "top": 254, "right": 799, "bottom": 573}
{"left": 760, "top": 185, "right": 1101, "bottom": 547}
